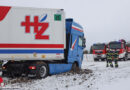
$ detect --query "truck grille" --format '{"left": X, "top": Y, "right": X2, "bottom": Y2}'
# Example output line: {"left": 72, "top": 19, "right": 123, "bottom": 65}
{"left": 95, "top": 51, "right": 103, "bottom": 54}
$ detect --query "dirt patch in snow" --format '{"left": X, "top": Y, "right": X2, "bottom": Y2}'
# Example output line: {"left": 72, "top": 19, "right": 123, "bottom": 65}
{"left": 55, "top": 69, "right": 94, "bottom": 87}
{"left": 59, "top": 69, "right": 93, "bottom": 76}
{"left": 3, "top": 77, "right": 34, "bottom": 86}
{"left": 3, "top": 69, "right": 93, "bottom": 87}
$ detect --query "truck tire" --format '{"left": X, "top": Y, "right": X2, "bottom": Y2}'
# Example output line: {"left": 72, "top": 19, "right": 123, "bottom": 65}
{"left": 94, "top": 59, "right": 97, "bottom": 62}
{"left": 126, "top": 54, "right": 128, "bottom": 60}
{"left": 71, "top": 63, "right": 79, "bottom": 72}
{"left": 127, "top": 55, "right": 130, "bottom": 60}
{"left": 2, "top": 71, "right": 7, "bottom": 77}
{"left": 36, "top": 63, "right": 49, "bottom": 78}
{"left": 123, "top": 56, "right": 127, "bottom": 61}
{"left": 101, "top": 59, "right": 105, "bottom": 61}
{"left": 94, "top": 59, "right": 99, "bottom": 62}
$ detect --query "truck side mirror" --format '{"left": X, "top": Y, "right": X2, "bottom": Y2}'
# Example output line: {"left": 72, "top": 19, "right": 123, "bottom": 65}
{"left": 82, "top": 38, "right": 86, "bottom": 48}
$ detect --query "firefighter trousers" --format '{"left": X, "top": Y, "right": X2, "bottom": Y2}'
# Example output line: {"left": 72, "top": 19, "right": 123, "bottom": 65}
{"left": 114, "top": 59, "right": 118, "bottom": 67}
{"left": 106, "top": 59, "right": 113, "bottom": 67}
{"left": 106, "top": 59, "right": 118, "bottom": 67}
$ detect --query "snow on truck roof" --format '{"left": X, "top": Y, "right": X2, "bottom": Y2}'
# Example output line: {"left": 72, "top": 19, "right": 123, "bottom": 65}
{"left": 0, "top": 5, "right": 64, "bottom": 11}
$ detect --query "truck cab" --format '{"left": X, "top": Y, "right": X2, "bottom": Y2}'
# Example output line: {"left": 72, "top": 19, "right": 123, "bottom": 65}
{"left": 66, "top": 19, "right": 85, "bottom": 67}
{"left": 92, "top": 43, "right": 106, "bottom": 61}
{"left": 126, "top": 43, "right": 130, "bottom": 60}
{"left": 108, "top": 41, "right": 127, "bottom": 61}
{"left": 48, "top": 19, "right": 85, "bottom": 75}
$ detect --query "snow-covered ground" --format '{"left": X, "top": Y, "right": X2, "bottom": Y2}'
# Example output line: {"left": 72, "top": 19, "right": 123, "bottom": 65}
{"left": 82, "top": 59, "right": 130, "bottom": 90}
{"left": 1, "top": 54, "right": 130, "bottom": 90}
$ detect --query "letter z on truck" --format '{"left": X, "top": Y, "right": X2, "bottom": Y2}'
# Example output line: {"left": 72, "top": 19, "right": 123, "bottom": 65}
{"left": 0, "top": 6, "right": 86, "bottom": 78}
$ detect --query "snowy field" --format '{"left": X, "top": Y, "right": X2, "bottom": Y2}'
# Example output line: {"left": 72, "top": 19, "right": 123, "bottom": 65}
{"left": 1, "top": 54, "right": 130, "bottom": 90}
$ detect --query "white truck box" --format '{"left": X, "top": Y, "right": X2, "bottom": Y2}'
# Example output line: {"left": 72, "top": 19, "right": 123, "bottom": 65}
{"left": 0, "top": 6, "right": 66, "bottom": 60}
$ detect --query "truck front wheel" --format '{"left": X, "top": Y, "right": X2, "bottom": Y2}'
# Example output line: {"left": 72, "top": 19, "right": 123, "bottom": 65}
{"left": 94, "top": 59, "right": 99, "bottom": 62}
{"left": 101, "top": 59, "right": 105, "bottom": 61}
{"left": 36, "top": 63, "right": 49, "bottom": 78}
{"left": 123, "top": 56, "right": 127, "bottom": 61}
{"left": 71, "top": 63, "right": 79, "bottom": 72}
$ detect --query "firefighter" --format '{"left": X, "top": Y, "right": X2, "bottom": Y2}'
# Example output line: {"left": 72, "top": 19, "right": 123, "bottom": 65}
{"left": 106, "top": 49, "right": 113, "bottom": 67}
{"left": 106, "top": 49, "right": 110, "bottom": 67}
{"left": 112, "top": 49, "right": 119, "bottom": 68}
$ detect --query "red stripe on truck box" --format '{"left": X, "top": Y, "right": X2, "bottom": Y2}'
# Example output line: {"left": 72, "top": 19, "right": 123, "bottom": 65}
{"left": 0, "top": 44, "right": 64, "bottom": 48}
{"left": 0, "top": 6, "right": 11, "bottom": 21}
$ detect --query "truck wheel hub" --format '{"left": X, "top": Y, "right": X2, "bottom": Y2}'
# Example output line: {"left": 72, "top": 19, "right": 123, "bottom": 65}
{"left": 40, "top": 66, "right": 46, "bottom": 77}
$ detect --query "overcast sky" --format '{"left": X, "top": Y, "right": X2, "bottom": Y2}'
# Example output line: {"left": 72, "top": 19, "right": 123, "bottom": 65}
{"left": 0, "top": 0, "right": 130, "bottom": 50}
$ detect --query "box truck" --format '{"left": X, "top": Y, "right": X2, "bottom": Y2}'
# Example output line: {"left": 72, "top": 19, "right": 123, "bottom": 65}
{"left": 0, "top": 6, "right": 86, "bottom": 78}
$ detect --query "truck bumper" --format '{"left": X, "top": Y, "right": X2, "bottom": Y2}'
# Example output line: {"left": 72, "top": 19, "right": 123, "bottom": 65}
{"left": 119, "top": 52, "right": 126, "bottom": 59}
{"left": 93, "top": 54, "right": 106, "bottom": 60}
{"left": 2, "top": 61, "right": 29, "bottom": 76}
{"left": 28, "top": 70, "right": 37, "bottom": 75}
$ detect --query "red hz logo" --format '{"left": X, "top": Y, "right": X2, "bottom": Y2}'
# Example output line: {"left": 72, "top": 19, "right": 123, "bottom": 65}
{"left": 21, "top": 16, "right": 49, "bottom": 40}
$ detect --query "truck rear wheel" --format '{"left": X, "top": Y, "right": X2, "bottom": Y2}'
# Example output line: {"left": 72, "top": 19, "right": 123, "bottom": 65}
{"left": 36, "top": 63, "right": 49, "bottom": 78}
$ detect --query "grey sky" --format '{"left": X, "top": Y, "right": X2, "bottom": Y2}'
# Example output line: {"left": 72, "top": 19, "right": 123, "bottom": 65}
{"left": 0, "top": 0, "right": 130, "bottom": 50}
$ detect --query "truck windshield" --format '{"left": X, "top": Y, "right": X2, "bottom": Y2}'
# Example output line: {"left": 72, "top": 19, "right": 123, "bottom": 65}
{"left": 93, "top": 44, "right": 105, "bottom": 50}
{"left": 109, "top": 43, "right": 121, "bottom": 49}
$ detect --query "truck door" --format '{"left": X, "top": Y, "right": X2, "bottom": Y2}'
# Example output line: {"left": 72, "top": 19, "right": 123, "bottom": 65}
{"left": 77, "top": 36, "right": 84, "bottom": 61}
{"left": 69, "top": 34, "right": 78, "bottom": 59}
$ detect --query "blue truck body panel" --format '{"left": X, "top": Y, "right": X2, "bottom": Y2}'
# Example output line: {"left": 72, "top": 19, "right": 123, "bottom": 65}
{"left": 49, "top": 64, "right": 72, "bottom": 74}
{"left": 49, "top": 19, "right": 85, "bottom": 75}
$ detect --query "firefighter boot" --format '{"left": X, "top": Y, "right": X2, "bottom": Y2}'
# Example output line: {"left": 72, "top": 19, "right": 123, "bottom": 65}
{"left": 115, "top": 60, "right": 118, "bottom": 68}
{"left": 110, "top": 63, "right": 113, "bottom": 68}
{"left": 106, "top": 63, "right": 109, "bottom": 67}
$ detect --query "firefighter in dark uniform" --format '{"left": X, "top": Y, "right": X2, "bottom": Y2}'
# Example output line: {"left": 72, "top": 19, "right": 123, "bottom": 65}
{"left": 106, "top": 49, "right": 113, "bottom": 67}
{"left": 112, "top": 49, "right": 119, "bottom": 68}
